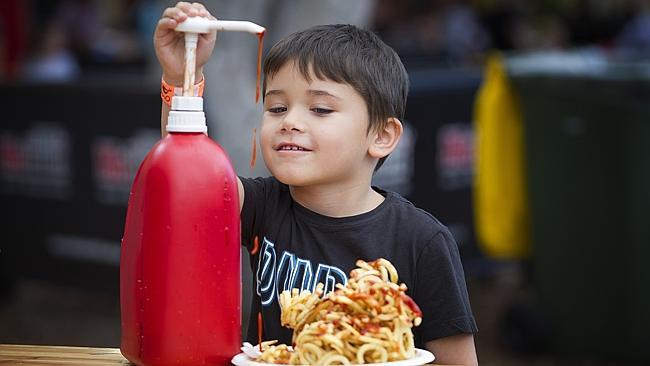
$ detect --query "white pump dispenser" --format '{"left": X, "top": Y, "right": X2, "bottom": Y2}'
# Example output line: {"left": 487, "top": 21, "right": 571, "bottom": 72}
{"left": 166, "top": 18, "right": 266, "bottom": 133}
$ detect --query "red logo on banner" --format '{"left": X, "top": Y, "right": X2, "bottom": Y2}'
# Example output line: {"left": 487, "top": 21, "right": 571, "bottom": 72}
{"left": 436, "top": 123, "right": 474, "bottom": 190}
{"left": 0, "top": 123, "right": 72, "bottom": 199}
{"left": 91, "top": 130, "right": 158, "bottom": 205}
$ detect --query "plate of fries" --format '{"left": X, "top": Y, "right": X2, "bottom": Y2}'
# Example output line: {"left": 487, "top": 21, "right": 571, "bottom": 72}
{"left": 232, "top": 259, "right": 435, "bottom": 365}
{"left": 231, "top": 346, "right": 434, "bottom": 365}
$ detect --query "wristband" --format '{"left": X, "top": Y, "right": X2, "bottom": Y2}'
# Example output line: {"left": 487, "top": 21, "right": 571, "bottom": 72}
{"left": 161, "top": 75, "right": 205, "bottom": 106}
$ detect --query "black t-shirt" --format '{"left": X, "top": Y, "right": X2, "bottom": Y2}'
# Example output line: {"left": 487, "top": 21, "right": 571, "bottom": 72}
{"left": 240, "top": 176, "right": 477, "bottom": 348}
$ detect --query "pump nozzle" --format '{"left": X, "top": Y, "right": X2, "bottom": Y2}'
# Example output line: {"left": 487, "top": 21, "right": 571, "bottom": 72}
{"left": 174, "top": 17, "right": 266, "bottom": 97}
{"left": 175, "top": 17, "right": 265, "bottom": 35}
{"left": 166, "top": 17, "right": 266, "bottom": 134}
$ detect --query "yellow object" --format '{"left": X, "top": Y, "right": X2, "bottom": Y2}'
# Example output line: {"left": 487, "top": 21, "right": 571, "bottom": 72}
{"left": 473, "top": 53, "right": 530, "bottom": 259}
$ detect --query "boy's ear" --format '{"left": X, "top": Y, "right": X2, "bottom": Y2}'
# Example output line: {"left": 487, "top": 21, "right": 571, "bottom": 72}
{"left": 368, "top": 117, "right": 403, "bottom": 159}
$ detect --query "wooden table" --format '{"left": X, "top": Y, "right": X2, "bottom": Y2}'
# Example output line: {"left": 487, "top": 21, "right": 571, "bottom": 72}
{"left": 0, "top": 344, "right": 446, "bottom": 365}
{"left": 0, "top": 345, "right": 131, "bottom": 365}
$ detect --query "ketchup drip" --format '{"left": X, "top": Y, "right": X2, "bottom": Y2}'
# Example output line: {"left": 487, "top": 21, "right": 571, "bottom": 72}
{"left": 257, "top": 311, "right": 263, "bottom": 351}
{"left": 250, "top": 127, "right": 257, "bottom": 171}
{"left": 255, "top": 31, "right": 265, "bottom": 103}
{"left": 251, "top": 235, "right": 260, "bottom": 255}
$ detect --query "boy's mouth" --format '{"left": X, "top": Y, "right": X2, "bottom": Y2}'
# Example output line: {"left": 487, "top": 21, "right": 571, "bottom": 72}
{"left": 276, "top": 143, "right": 311, "bottom": 152}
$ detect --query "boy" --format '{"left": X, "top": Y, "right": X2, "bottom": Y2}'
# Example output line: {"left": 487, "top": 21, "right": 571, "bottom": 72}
{"left": 155, "top": 2, "right": 478, "bottom": 365}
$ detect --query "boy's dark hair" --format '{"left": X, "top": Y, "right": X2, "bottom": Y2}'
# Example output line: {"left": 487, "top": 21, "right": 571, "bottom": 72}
{"left": 263, "top": 24, "right": 409, "bottom": 170}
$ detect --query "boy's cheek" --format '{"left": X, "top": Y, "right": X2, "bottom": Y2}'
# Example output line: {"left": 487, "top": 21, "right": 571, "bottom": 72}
{"left": 257, "top": 129, "right": 271, "bottom": 151}
{"left": 258, "top": 136, "right": 274, "bottom": 165}
{"left": 258, "top": 119, "right": 272, "bottom": 134}
{"left": 259, "top": 123, "right": 277, "bottom": 148}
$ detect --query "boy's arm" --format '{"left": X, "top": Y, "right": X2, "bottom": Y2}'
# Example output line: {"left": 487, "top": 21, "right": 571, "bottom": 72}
{"left": 160, "top": 102, "right": 170, "bottom": 137}
{"left": 425, "top": 333, "right": 478, "bottom": 366}
{"left": 237, "top": 177, "right": 244, "bottom": 213}
{"left": 155, "top": 1, "right": 215, "bottom": 135}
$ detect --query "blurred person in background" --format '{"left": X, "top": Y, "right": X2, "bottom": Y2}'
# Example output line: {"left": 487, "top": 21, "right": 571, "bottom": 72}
{"left": 373, "top": 0, "right": 430, "bottom": 65}
{"left": 563, "top": 0, "right": 634, "bottom": 48}
{"left": 478, "top": 0, "right": 528, "bottom": 50}
{"left": 373, "top": 0, "right": 489, "bottom": 67}
{"left": 19, "top": 0, "right": 148, "bottom": 82}
{"left": 442, "top": 0, "right": 491, "bottom": 65}
{"left": 0, "top": 0, "right": 28, "bottom": 82}
{"left": 478, "top": 0, "right": 571, "bottom": 52}
{"left": 20, "top": 0, "right": 97, "bottom": 82}
{"left": 55, "top": 0, "right": 145, "bottom": 74}
{"left": 509, "top": 12, "right": 570, "bottom": 50}
{"left": 616, "top": 0, "right": 650, "bottom": 57}
{"left": 0, "top": 0, "right": 27, "bottom": 302}
{"left": 22, "top": 21, "right": 81, "bottom": 83}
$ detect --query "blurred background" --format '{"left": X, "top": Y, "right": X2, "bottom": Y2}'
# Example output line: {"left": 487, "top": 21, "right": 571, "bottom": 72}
{"left": 1, "top": 0, "right": 649, "bottom": 365}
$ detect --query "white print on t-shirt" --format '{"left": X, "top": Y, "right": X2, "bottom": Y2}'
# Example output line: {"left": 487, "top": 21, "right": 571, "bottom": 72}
{"left": 256, "top": 237, "right": 348, "bottom": 306}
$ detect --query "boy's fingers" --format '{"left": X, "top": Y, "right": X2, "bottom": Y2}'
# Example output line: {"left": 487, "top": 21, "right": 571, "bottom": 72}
{"left": 156, "top": 17, "right": 177, "bottom": 31}
{"left": 191, "top": 3, "right": 213, "bottom": 19}
{"left": 170, "top": 3, "right": 213, "bottom": 22}
{"left": 161, "top": 7, "right": 176, "bottom": 18}
{"left": 192, "top": 2, "right": 207, "bottom": 11}
{"left": 162, "top": 7, "right": 187, "bottom": 22}
{"left": 199, "top": 30, "right": 216, "bottom": 42}
{"left": 176, "top": 2, "right": 199, "bottom": 17}
{"left": 188, "top": 2, "right": 208, "bottom": 17}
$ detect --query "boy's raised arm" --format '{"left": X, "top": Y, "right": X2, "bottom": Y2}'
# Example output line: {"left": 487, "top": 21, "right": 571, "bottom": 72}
{"left": 154, "top": 2, "right": 216, "bottom": 137}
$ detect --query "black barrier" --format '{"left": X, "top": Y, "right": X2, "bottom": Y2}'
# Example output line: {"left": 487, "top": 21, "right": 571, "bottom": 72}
{"left": 374, "top": 68, "right": 484, "bottom": 263}
{"left": 0, "top": 82, "right": 160, "bottom": 290}
{"left": 512, "top": 68, "right": 650, "bottom": 361}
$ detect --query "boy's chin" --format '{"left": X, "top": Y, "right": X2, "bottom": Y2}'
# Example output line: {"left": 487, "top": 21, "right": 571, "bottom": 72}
{"left": 270, "top": 168, "right": 315, "bottom": 187}
{"left": 273, "top": 173, "right": 310, "bottom": 187}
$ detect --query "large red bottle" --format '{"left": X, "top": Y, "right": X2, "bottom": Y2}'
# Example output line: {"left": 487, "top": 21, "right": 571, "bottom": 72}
{"left": 120, "top": 95, "right": 241, "bottom": 365}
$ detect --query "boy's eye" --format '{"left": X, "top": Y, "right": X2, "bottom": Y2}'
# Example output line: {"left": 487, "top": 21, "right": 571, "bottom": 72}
{"left": 268, "top": 106, "right": 287, "bottom": 113}
{"left": 312, "top": 107, "right": 333, "bottom": 115}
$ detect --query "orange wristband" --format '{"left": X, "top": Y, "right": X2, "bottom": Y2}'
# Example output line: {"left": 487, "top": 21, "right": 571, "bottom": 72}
{"left": 161, "top": 76, "right": 205, "bottom": 106}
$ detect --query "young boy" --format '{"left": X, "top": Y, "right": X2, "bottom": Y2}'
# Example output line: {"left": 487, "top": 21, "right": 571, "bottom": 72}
{"left": 155, "top": 2, "right": 478, "bottom": 365}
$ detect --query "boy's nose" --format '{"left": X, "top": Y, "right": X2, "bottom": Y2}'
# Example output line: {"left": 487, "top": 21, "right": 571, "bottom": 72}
{"left": 280, "top": 109, "right": 305, "bottom": 132}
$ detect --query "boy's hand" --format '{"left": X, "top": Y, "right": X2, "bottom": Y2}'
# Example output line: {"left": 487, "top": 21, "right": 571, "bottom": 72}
{"left": 155, "top": 2, "right": 216, "bottom": 86}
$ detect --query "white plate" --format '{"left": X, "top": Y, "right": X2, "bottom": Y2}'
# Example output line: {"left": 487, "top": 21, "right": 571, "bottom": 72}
{"left": 231, "top": 348, "right": 435, "bottom": 366}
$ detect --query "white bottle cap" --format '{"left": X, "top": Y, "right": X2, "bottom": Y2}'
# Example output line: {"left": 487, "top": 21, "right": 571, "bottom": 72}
{"left": 166, "top": 96, "right": 207, "bottom": 133}
{"left": 172, "top": 96, "right": 203, "bottom": 111}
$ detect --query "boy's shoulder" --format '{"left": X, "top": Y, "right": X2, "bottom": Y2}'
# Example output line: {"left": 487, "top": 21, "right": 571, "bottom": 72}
{"left": 242, "top": 176, "right": 452, "bottom": 241}
{"left": 376, "top": 187, "right": 452, "bottom": 241}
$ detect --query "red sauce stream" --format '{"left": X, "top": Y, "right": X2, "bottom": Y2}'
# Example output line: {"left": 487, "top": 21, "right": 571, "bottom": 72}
{"left": 257, "top": 311, "right": 263, "bottom": 351}
{"left": 250, "top": 127, "right": 257, "bottom": 171}
{"left": 251, "top": 235, "right": 260, "bottom": 255}
{"left": 256, "top": 31, "right": 265, "bottom": 103}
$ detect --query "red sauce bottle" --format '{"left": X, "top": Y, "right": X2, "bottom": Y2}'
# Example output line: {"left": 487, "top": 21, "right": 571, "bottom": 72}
{"left": 120, "top": 96, "right": 241, "bottom": 365}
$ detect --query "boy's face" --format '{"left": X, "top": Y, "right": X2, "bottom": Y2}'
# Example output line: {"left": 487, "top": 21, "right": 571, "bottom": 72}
{"left": 260, "top": 62, "right": 377, "bottom": 187}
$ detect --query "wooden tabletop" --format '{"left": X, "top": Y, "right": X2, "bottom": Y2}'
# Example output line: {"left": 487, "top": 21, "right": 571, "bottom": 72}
{"left": 0, "top": 344, "right": 447, "bottom": 365}
{"left": 0, "top": 344, "right": 131, "bottom": 365}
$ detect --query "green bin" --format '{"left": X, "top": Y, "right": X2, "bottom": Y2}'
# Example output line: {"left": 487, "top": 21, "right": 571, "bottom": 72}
{"left": 510, "top": 56, "right": 650, "bottom": 362}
